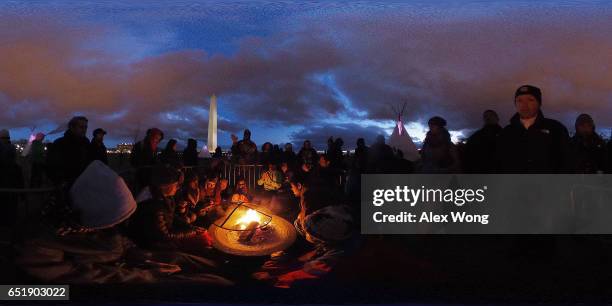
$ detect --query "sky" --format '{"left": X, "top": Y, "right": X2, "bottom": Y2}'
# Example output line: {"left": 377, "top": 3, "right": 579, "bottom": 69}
{"left": 1, "top": 1, "right": 612, "bottom": 150}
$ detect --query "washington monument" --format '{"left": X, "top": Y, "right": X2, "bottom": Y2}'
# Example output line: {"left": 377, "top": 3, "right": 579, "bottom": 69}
{"left": 207, "top": 94, "right": 217, "bottom": 153}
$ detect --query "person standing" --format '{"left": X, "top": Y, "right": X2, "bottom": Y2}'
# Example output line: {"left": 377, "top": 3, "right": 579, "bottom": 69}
{"left": 89, "top": 128, "right": 108, "bottom": 165}
{"left": 419, "top": 116, "right": 460, "bottom": 173}
{"left": 497, "top": 85, "right": 570, "bottom": 173}
{"left": 131, "top": 128, "right": 164, "bottom": 189}
{"left": 160, "top": 139, "right": 180, "bottom": 166}
{"left": 47, "top": 116, "right": 92, "bottom": 186}
{"left": 281, "top": 143, "right": 298, "bottom": 169}
{"left": 298, "top": 140, "right": 318, "bottom": 166}
{"left": 568, "top": 114, "right": 606, "bottom": 173}
{"left": 28, "top": 132, "right": 47, "bottom": 187}
{"left": 230, "top": 129, "right": 258, "bottom": 164}
{"left": 0, "top": 129, "right": 24, "bottom": 227}
{"left": 465, "top": 110, "right": 502, "bottom": 173}
{"left": 183, "top": 138, "right": 198, "bottom": 167}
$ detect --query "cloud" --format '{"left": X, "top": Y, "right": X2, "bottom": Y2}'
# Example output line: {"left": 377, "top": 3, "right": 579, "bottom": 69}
{"left": 2, "top": 4, "right": 612, "bottom": 147}
{"left": 327, "top": 8, "right": 612, "bottom": 130}
{"left": 290, "top": 123, "right": 387, "bottom": 150}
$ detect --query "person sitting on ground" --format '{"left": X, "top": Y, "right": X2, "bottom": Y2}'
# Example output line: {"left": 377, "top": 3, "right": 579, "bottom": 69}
{"left": 16, "top": 161, "right": 231, "bottom": 285}
{"left": 198, "top": 175, "right": 228, "bottom": 208}
{"left": 253, "top": 173, "right": 355, "bottom": 288}
{"left": 194, "top": 174, "right": 228, "bottom": 224}
{"left": 297, "top": 161, "right": 314, "bottom": 184}
{"left": 314, "top": 154, "right": 339, "bottom": 187}
{"left": 257, "top": 162, "right": 283, "bottom": 193}
{"left": 231, "top": 177, "right": 254, "bottom": 204}
{"left": 279, "top": 161, "right": 294, "bottom": 193}
{"left": 128, "top": 165, "right": 213, "bottom": 252}
{"left": 175, "top": 169, "right": 200, "bottom": 225}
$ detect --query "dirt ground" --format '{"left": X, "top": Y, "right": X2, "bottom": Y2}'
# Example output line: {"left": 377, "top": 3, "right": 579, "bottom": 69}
{"left": 3, "top": 231, "right": 612, "bottom": 303}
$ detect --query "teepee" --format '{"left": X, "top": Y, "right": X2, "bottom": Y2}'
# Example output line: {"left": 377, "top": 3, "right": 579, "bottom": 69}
{"left": 388, "top": 103, "right": 420, "bottom": 161}
{"left": 198, "top": 144, "right": 212, "bottom": 158}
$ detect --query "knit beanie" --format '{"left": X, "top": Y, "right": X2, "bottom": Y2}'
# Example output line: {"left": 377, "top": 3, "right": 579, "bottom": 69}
{"left": 515, "top": 85, "right": 542, "bottom": 105}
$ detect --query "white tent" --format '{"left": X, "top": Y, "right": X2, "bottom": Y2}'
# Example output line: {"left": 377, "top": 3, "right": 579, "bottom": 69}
{"left": 388, "top": 103, "right": 420, "bottom": 161}
{"left": 198, "top": 145, "right": 212, "bottom": 158}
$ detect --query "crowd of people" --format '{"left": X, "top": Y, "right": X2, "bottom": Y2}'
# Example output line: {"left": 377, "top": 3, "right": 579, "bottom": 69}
{"left": 1, "top": 84, "right": 612, "bottom": 287}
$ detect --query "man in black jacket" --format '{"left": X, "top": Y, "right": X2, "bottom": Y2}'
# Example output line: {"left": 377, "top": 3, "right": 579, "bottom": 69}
{"left": 47, "top": 116, "right": 92, "bottom": 186}
{"left": 497, "top": 85, "right": 570, "bottom": 173}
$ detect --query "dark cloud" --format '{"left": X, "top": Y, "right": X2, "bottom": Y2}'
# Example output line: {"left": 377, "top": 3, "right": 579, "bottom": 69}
{"left": 329, "top": 9, "right": 612, "bottom": 129}
{"left": 2, "top": 6, "right": 612, "bottom": 147}
{"left": 290, "top": 123, "right": 387, "bottom": 151}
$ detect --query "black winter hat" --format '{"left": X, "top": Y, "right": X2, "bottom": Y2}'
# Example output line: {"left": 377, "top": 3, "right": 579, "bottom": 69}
{"left": 515, "top": 85, "right": 542, "bottom": 105}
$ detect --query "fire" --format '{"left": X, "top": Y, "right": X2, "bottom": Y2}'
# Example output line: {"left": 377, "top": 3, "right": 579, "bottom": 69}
{"left": 235, "top": 209, "right": 261, "bottom": 230}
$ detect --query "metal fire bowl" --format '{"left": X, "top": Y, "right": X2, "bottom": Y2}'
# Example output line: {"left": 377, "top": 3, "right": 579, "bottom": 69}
{"left": 209, "top": 211, "right": 297, "bottom": 257}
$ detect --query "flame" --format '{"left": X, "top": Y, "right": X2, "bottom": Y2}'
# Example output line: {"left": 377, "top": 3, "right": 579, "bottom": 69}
{"left": 235, "top": 209, "right": 261, "bottom": 230}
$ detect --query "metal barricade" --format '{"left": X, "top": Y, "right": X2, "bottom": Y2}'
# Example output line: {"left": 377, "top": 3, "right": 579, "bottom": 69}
{"left": 119, "top": 162, "right": 265, "bottom": 191}
{"left": 221, "top": 164, "right": 264, "bottom": 191}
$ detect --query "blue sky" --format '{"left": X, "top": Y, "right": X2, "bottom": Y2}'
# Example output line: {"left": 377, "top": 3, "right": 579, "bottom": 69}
{"left": 2, "top": 1, "right": 612, "bottom": 149}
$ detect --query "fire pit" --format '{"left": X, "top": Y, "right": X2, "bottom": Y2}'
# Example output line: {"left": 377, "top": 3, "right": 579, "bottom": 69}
{"left": 208, "top": 202, "right": 296, "bottom": 256}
